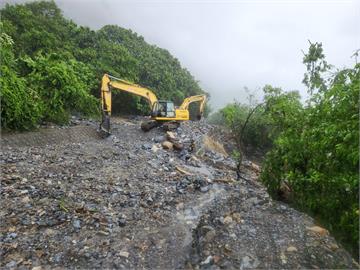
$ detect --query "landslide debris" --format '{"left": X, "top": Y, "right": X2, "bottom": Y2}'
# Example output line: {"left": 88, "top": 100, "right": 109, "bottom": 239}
{"left": 0, "top": 117, "right": 357, "bottom": 269}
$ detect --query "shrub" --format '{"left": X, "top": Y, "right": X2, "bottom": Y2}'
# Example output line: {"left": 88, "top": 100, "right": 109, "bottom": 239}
{"left": 23, "top": 53, "right": 99, "bottom": 124}
{"left": 0, "top": 30, "right": 42, "bottom": 130}
{"left": 261, "top": 65, "right": 359, "bottom": 255}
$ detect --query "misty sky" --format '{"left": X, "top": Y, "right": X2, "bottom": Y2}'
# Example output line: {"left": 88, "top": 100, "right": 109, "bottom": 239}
{"left": 4, "top": 0, "right": 360, "bottom": 109}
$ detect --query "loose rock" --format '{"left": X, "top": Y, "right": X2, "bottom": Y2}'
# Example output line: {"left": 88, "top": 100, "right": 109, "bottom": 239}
{"left": 0, "top": 117, "right": 356, "bottom": 270}
{"left": 162, "top": 141, "right": 173, "bottom": 150}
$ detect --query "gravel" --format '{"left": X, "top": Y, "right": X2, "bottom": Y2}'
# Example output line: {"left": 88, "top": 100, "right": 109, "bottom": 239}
{"left": 0, "top": 117, "right": 358, "bottom": 269}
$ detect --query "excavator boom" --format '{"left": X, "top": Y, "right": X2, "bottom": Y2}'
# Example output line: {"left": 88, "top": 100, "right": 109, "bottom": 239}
{"left": 100, "top": 74, "right": 158, "bottom": 134}
{"left": 101, "top": 74, "right": 158, "bottom": 114}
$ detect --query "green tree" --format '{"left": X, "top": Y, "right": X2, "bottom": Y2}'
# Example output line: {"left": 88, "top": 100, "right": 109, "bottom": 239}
{"left": 302, "top": 40, "right": 331, "bottom": 94}
{"left": 23, "top": 53, "right": 99, "bottom": 123}
{"left": 261, "top": 43, "right": 359, "bottom": 256}
{"left": 0, "top": 26, "right": 42, "bottom": 130}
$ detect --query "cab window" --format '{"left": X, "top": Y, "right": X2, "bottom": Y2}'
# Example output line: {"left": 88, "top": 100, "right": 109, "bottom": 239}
{"left": 166, "top": 102, "right": 175, "bottom": 117}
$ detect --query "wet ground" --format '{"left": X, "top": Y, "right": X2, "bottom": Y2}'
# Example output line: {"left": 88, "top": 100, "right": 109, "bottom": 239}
{"left": 1, "top": 117, "right": 358, "bottom": 269}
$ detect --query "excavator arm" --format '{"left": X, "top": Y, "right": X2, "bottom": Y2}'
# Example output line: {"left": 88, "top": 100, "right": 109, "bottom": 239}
{"left": 100, "top": 74, "right": 158, "bottom": 134}
{"left": 179, "top": 94, "right": 207, "bottom": 119}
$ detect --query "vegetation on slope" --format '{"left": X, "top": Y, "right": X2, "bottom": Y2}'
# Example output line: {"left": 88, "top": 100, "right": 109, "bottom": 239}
{"left": 209, "top": 42, "right": 359, "bottom": 257}
{"left": 0, "top": 1, "right": 206, "bottom": 130}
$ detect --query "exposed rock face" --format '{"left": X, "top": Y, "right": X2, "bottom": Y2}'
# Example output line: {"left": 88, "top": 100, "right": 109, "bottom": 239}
{"left": 0, "top": 117, "right": 358, "bottom": 269}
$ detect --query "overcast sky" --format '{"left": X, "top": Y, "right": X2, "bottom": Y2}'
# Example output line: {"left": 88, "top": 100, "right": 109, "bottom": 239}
{"left": 4, "top": 0, "right": 360, "bottom": 109}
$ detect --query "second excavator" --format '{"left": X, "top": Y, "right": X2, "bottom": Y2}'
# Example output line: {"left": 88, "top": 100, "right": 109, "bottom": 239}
{"left": 100, "top": 74, "right": 207, "bottom": 135}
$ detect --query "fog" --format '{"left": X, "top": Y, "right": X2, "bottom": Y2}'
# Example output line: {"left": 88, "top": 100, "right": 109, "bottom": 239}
{"left": 3, "top": 0, "right": 360, "bottom": 110}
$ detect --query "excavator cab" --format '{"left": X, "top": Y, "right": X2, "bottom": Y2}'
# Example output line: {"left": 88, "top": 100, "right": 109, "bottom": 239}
{"left": 152, "top": 101, "right": 176, "bottom": 118}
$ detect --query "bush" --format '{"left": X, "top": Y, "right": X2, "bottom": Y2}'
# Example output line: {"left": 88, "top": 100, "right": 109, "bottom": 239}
{"left": 219, "top": 101, "right": 273, "bottom": 151}
{"left": 0, "top": 29, "right": 99, "bottom": 129}
{"left": 22, "top": 53, "right": 99, "bottom": 124}
{"left": 216, "top": 54, "right": 359, "bottom": 256}
{"left": 261, "top": 65, "right": 359, "bottom": 256}
{"left": 0, "top": 30, "right": 42, "bottom": 130}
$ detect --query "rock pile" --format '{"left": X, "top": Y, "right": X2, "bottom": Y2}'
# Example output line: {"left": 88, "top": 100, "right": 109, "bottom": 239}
{"left": 0, "top": 117, "right": 357, "bottom": 269}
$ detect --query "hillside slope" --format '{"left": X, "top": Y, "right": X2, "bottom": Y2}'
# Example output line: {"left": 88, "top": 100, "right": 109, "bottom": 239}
{"left": 0, "top": 1, "right": 207, "bottom": 129}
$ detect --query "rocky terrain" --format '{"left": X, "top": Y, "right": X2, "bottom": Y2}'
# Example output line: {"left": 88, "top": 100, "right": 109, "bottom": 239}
{"left": 1, "top": 117, "right": 358, "bottom": 269}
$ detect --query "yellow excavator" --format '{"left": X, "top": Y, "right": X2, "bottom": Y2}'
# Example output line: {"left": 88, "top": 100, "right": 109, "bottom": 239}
{"left": 100, "top": 74, "right": 206, "bottom": 135}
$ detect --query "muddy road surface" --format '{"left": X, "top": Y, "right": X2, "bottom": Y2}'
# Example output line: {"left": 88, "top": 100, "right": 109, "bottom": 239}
{"left": 1, "top": 118, "right": 358, "bottom": 269}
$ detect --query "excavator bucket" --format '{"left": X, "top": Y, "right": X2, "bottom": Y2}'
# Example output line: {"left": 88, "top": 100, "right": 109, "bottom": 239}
{"left": 99, "top": 113, "right": 111, "bottom": 137}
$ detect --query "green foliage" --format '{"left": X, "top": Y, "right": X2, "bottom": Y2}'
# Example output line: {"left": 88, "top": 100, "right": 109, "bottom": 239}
{"left": 97, "top": 25, "right": 205, "bottom": 112}
{"left": 23, "top": 53, "right": 99, "bottom": 123}
{"left": 1, "top": 1, "right": 73, "bottom": 57}
{"left": 0, "top": 27, "right": 42, "bottom": 130}
{"left": 302, "top": 40, "right": 331, "bottom": 94}
{"left": 261, "top": 47, "right": 359, "bottom": 255}
{"left": 219, "top": 101, "right": 272, "bottom": 150}
{"left": 0, "top": 0, "right": 206, "bottom": 129}
{"left": 263, "top": 85, "right": 303, "bottom": 138}
{"left": 0, "top": 30, "right": 99, "bottom": 128}
{"left": 216, "top": 42, "right": 358, "bottom": 257}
